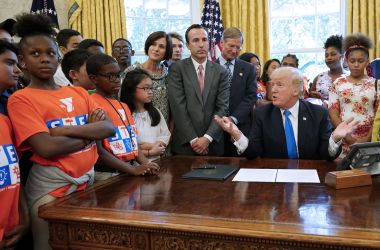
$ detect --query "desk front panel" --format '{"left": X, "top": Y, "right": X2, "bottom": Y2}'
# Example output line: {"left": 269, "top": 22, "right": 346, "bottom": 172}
{"left": 40, "top": 156, "right": 380, "bottom": 250}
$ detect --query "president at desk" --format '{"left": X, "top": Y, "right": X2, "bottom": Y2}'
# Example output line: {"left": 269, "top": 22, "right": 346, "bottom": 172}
{"left": 215, "top": 67, "right": 358, "bottom": 160}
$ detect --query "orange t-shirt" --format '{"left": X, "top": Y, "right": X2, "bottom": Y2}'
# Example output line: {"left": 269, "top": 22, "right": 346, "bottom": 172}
{"left": 7, "top": 86, "right": 98, "bottom": 178}
{"left": 91, "top": 93, "right": 138, "bottom": 161}
{"left": 0, "top": 114, "right": 20, "bottom": 241}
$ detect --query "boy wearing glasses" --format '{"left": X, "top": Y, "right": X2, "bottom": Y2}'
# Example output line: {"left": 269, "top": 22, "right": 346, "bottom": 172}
{"left": 86, "top": 53, "right": 159, "bottom": 181}
{"left": 111, "top": 38, "right": 135, "bottom": 81}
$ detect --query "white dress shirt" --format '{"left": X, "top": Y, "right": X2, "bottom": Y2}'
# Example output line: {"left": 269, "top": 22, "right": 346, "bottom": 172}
{"left": 218, "top": 56, "right": 235, "bottom": 76}
{"left": 191, "top": 57, "right": 207, "bottom": 78}
{"left": 54, "top": 64, "right": 71, "bottom": 86}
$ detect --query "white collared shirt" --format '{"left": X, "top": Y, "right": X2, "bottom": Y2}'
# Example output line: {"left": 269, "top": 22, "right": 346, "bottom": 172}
{"left": 233, "top": 101, "right": 341, "bottom": 157}
{"left": 191, "top": 57, "right": 207, "bottom": 76}
{"left": 218, "top": 56, "right": 235, "bottom": 76}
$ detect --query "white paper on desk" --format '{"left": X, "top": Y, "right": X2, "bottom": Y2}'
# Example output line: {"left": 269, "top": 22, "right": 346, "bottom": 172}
{"left": 232, "top": 169, "right": 278, "bottom": 182}
{"left": 275, "top": 169, "right": 320, "bottom": 183}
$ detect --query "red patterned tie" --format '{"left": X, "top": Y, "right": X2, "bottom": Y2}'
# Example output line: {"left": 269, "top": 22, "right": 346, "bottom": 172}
{"left": 198, "top": 64, "right": 204, "bottom": 94}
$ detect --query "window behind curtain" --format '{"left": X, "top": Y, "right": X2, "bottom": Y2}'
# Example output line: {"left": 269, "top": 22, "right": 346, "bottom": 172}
{"left": 124, "top": 0, "right": 200, "bottom": 64}
{"left": 269, "top": 0, "right": 345, "bottom": 84}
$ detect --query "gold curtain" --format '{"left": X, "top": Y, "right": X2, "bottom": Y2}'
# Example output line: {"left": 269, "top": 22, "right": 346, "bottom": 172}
{"left": 347, "top": 0, "right": 380, "bottom": 60}
{"left": 67, "top": 0, "right": 127, "bottom": 55}
{"left": 219, "top": 0, "right": 269, "bottom": 63}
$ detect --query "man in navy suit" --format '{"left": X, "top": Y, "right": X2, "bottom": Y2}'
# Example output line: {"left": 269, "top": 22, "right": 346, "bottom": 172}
{"left": 215, "top": 67, "right": 358, "bottom": 160}
{"left": 216, "top": 27, "right": 257, "bottom": 156}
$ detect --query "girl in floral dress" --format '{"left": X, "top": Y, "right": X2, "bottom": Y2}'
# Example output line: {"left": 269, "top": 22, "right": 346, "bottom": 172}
{"left": 329, "top": 33, "right": 377, "bottom": 157}
{"left": 310, "top": 35, "right": 347, "bottom": 106}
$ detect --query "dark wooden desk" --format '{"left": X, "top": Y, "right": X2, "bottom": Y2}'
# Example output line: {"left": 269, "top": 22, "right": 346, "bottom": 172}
{"left": 39, "top": 156, "right": 380, "bottom": 250}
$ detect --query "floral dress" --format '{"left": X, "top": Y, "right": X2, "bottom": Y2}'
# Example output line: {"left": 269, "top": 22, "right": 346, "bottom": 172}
{"left": 329, "top": 76, "right": 378, "bottom": 157}
{"left": 315, "top": 71, "right": 348, "bottom": 101}
{"left": 126, "top": 62, "right": 170, "bottom": 124}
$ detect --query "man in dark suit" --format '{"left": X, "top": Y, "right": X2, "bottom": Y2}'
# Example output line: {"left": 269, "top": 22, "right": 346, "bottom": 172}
{"left": 215, "top": 67, "right": 357, "bottom": 160}
{"left": 216, "top": 27, "right": 257, "bottom": 156}
{"left": 168, "top": 24, "right": 230, "bottom": 156}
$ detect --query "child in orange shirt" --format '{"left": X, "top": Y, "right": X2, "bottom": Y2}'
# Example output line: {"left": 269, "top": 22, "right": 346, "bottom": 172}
{"left": 86, "top": 53, "right": 159, "bottom": 180}
{"left": 0, "top": 40, "right": 28, "bottom": 250}
{"left": 7, "top": 14, "right": 115, "bottom": 249}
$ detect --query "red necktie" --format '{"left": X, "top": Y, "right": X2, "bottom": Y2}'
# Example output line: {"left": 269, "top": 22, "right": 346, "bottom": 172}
{"left": 198, "top": 64, "right": 204, "bottom": 94}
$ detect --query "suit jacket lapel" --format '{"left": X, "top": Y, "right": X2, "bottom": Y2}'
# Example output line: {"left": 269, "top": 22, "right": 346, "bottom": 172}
{"left": 203, "top": 61, "right": 213, "bottom": 103}
{"left": 230, "top": 59, "right": 242, "bottom": 96}
{"left": 273, "top": 106, "right": 288, "bottom": 156}
{"left": 186, "top": 58, "right": 203, "bottom": 104}
{"left": 297, "top": 100, "right": 309, "bottom": 158}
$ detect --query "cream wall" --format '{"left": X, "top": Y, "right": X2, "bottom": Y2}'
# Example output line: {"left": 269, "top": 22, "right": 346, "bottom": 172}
{"left": 0, "top": 0, "right": 68, "bottom": 30}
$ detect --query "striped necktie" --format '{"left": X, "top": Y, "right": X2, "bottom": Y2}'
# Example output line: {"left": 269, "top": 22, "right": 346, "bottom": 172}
{"left": 225, "top": 61, "right": 233, "bottom": 82}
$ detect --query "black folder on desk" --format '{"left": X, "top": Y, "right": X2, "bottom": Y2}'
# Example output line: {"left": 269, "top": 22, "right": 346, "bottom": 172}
{"left": 182, "top": 164, "right": 238, "bottom": 180}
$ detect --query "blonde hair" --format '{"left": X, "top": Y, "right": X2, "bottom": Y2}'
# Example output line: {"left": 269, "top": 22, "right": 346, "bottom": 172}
{"left": 271, "top": 67, "right": 304, "bottom": 97}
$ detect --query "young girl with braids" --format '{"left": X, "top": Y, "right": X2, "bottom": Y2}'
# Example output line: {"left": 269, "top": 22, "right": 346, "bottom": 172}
{"left": 329, "top": 33, "right": 377, "bottom": 157}
{"left": 7, "top": 13, "right": 115, "bottom": 249}
{"left": 85, "top": 53, "right": 159, "bottom": 180}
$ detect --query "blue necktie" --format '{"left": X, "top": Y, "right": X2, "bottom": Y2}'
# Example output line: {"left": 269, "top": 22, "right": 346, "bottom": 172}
{"left": 284, "top": 110, "right": 298, "bottom": 159}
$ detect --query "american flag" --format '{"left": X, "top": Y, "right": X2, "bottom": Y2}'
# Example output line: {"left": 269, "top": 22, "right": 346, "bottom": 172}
{"left": 30, "top": 0, "right": 59, "bottom": 28}
{"left": 201, "top": 0, "right": 224, "bottom": 61}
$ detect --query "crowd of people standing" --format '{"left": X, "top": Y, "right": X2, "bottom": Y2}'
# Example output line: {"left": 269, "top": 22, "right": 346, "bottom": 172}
{"left": 0, "top": 12, "right": 378, "bottom": 250}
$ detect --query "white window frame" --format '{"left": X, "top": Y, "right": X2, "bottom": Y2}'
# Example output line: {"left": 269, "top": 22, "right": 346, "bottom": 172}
{"left": 124, "top": 0, "right": 200, "bottom": 59}
{"left": 268, "top": 0, "right": 346, "bottom": 57}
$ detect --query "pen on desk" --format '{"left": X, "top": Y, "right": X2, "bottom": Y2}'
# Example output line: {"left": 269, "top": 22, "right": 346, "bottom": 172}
{"left": 192, "top": 166, "right": 216, "bottom": 170}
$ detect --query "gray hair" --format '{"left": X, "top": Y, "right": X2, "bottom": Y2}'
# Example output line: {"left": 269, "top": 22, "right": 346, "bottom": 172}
{"left": 222, "top": 27, "right": 244, "bottom": 44}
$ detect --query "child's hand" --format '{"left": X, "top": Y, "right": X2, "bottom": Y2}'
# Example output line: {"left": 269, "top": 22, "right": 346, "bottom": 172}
{"left": 2, "top": 224, "right": 28, "bottom": 249}
{"left": 150, "top": 142, "right": 166, "bottom": 156}
{"left": 146, "top": 162, "right": 160, "bottom": 174}
{"left": 130, "top": 164, "right": 151, "bottom": 175}
{"left": 88, "top": 108, "right": 106, "bottom": 123}
{"left": 132, "top": 162, "right": 160, "bottom": 176}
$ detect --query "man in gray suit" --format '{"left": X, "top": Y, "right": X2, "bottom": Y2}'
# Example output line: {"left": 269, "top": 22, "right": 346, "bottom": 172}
{"left": 168, "top": 24, "right": 230, "bottom": 156}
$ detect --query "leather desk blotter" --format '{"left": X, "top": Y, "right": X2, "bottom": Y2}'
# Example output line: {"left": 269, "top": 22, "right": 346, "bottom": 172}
{"left": 182, "top": 164, "right": 238, "bottom": 181}
{"left": 325, "top": 169, "right": 372, "bottom": 189}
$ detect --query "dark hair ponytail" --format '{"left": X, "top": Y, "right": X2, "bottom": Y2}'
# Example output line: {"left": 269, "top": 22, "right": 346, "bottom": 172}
{"left": 120, "top": 68, "right": 161, "bottom": 126}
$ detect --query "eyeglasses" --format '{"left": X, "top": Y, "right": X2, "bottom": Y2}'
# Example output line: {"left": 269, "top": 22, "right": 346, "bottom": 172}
{"left": 97, "top": 73, "right": 122, "bottom": 82}
{"left": 136, "top": 86, "right": 154, "bottom": 92}
{"left": 113, "top": 46, "right": 132, "bottom": 53}
{"left": 226, "top": 43, "right": 242, "bottom": 51}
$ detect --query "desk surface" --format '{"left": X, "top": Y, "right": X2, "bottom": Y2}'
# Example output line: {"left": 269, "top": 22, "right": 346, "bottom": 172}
{"left": 40, "top": 156, "right": 380, "bottom": 250}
